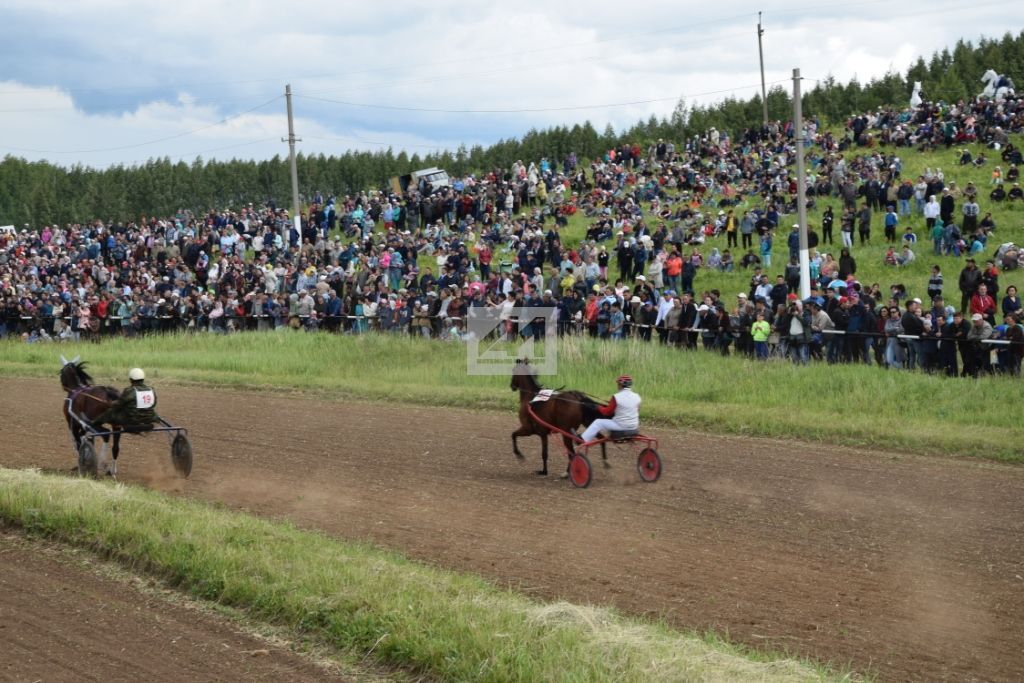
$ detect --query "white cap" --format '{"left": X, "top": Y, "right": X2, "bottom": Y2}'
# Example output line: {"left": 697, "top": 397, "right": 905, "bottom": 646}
{"left": 128, "top": 368, "right": 145, "bottom": 381}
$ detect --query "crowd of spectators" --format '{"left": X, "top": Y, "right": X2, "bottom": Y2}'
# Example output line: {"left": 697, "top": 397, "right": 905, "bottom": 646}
{"left": 2, "top": 88, "right": 1023, "bottom": 377}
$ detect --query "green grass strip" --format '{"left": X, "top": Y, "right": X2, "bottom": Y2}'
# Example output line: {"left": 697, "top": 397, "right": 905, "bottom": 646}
{"left": 0, "top": 468, "right": 833, "bottom": 682}
{"left": 3, "top": 331, "right": 1020, "bottom": 462}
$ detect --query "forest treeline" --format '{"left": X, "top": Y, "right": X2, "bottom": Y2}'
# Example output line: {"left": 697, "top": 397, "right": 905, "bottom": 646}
{"left": 3, "top": 31, "right": 1023, "bottom": 227}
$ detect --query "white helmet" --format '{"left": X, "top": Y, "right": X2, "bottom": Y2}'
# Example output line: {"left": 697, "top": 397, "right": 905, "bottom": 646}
{"left": 128, "top": 368, "right": 145, "bottom": 381}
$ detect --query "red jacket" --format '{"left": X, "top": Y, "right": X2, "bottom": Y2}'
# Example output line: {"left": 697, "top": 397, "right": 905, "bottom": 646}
{"left": 970, "top": 293, "right": 996, "bottom": 317}
{"left": 598, "top": 396, "right": 617, "bottom": 417}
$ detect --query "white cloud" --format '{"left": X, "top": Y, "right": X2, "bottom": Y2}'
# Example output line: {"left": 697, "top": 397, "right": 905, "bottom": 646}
{"left": 0, "top": 0, "right": 1016, "bottom": 167}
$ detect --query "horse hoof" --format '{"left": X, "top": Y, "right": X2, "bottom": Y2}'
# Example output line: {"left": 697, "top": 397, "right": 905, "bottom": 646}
{"left": 603, "top": 461, "right": 612, "bottom": 470}
{"left": 535, "top": 470, "right": 548, "bottom": 476}
{"left": 514, "top": 453, "right": 525, "bottom": 461}
{"left": 559, "top": 471, "right": 570, "bottom": 479}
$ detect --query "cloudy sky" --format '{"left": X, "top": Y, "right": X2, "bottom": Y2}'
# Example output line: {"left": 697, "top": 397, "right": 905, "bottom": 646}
{"left": 0, "top": 0, "right": 1014, "bottom": 168}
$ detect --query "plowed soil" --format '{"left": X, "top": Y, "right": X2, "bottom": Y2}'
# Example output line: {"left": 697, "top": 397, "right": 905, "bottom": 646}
{"left": 0, "top": 534, "right": 343, "bottom": 682}
{"left": 2, "top": 377, "right": 1022, "bottom": 682}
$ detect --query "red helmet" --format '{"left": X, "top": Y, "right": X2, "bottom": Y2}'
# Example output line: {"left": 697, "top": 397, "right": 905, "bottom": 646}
{"left": 616, "top": 375, "right": 633, "bottom": 388}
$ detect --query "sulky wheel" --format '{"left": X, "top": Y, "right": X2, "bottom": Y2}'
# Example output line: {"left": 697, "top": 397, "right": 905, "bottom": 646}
{"left": 568, "top": 453, "right": 592, "bottom": 489}
{"left": 77, "top": 441, "right": 98, "bottom": 479}
{"left": 636, "top": 447, "right": 662, "bottom": 483}
{"left": 170, "top": 434, "right": 193, "bottom": 478}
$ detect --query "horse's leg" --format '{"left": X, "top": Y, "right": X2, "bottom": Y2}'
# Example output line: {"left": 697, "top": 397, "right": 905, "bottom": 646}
{"left": 537, "top": 433, "right": 549, "bottom": 476}
{"left": 511, "top": 425, "right": 533, "bottom": 460}
{"left": 601, "top": 441, "right": 611, "bottom": 469}
{"left": 110, "top": 432, "right": 120, "bottom": 478}
{"left": 97, "top": 436, "right": 108, "bottom": 476}
{"left": 70, "top": 421, "right": 82, "bottom": 452}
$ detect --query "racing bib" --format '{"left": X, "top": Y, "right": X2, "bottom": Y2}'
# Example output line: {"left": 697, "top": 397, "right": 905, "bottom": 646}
{"left": 135, "top": 390, "right": 155, "bottom": 409}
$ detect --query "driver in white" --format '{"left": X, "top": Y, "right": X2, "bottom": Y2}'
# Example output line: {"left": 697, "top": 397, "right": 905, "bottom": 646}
{"left": 579, "top": 375, "right": 641, "bottom": 445}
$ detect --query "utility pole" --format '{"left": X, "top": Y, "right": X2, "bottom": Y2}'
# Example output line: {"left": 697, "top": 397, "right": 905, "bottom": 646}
{"left": 793, "top": 67, "right": 810, "bottom": 300}
{"left": 757, "top": 12, "right": 769, "bottom": 127}
{"left": 283, "top": 84, "right": 302, "bottom": 256}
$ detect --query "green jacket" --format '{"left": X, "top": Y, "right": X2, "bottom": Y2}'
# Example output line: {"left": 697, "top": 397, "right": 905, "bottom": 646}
{"left": 112, "top": 383, "right": 158, "bottom": 424}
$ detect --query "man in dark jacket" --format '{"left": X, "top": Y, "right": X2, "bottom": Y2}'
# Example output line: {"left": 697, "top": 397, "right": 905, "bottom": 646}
{"left": 857, "top": 203, "right": 872, "bottom": 245}
{"left": 900, "top": 299, "right": 925, "bottom": 370}
{"left": 940, "top": 189, "right": 955, "bottom": 224}
{"left": 958, "top": 258, "right": 982, "bottom": 314}
{"left": 828, "top": 297, "right": 851, "bottom": 363}
{"left": 92, "top": 368, "right": 158, "bottom": 429}
{"left": 769, "top": 275, "right": 789, "bottom": 311}
{"left": 677, "top": 293, "right": 698, "bottom": 349}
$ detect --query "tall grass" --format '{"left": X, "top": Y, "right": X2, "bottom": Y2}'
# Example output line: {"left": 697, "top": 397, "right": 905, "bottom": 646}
{"left": 3, "top": 331, "right": 1020, "bottom": 461}
{"left": 0, "top": 468, "right": 834, "bottom": 682}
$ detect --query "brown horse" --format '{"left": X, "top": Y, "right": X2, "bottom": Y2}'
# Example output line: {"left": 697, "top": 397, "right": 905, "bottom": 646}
{"left": 60, "top": 356, "right": 122, "bottom": 475}
{"left": 510, "top": 359, "right": 602, "bottom": 476}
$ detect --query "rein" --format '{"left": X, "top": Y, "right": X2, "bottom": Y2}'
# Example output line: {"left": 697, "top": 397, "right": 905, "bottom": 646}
{"left": 517, "top": 384, "right": 606, "bottom": 409}
{"left": 525, "top": 403, "right": 584, "bottom": 445}
{"left": 65, "top": 385, "right": 111, "bottom": 405}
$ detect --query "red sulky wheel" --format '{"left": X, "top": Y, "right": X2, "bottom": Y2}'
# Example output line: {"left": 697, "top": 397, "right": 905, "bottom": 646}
{"left": 636, "top": 447, "right": 662, "bottom": 483}
{"left": 568, "top": 453, "right": 592, "bottom": 488}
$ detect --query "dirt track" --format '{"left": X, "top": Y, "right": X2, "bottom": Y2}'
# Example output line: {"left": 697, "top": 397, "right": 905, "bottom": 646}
{"left": 2, "top": 377, "right": 1023, "bottom": 682}
{"left": 0, "top": 533, "right": 343, "bottom": 682}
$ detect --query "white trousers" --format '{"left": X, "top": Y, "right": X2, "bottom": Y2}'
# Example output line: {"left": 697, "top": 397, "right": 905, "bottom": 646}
{"left": 581, "top": 418, "right": 625, "bottom": 443}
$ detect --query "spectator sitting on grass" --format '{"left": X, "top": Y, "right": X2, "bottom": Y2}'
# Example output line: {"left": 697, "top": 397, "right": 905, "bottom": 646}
{"left": 902, "top": 226, "right": 917, "bottom": 246}
{"left": 739, "top": 249, "right": 761, "bottom": 269}
{"left": 897, "top": 245, "right": 916, "bottom": 267}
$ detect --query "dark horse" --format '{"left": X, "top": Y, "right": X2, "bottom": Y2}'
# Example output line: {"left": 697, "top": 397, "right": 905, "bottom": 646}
{"left": 510, "top": 359, "right": 602, "bottom": 476}
{"left": 60, "top": 356, "right": 122, "bottom": 475}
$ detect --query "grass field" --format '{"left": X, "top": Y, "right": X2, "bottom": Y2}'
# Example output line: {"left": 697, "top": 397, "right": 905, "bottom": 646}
{"left": 0, "top": 467, "right": 838, "bottom": 682}
{"left": 4, "top": 330, "right": 1020, "bottom": 461}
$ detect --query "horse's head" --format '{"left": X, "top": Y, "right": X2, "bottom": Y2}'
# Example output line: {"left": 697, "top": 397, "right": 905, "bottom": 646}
{"left": 982, "top": 69, "right": 997, "bottom": 83}
{"left": 510, "top": 358, "right": 537, "bottom": 392}
{"left": 59, "top": 357, "right": 92, "bottom": 392}
{"left": 912, "top": 81, "right": 921, "bottom": 93}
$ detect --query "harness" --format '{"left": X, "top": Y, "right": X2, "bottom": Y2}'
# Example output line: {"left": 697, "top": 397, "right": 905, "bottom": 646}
{"left": 65, "top": 385, "right": 110, "bottom": 406}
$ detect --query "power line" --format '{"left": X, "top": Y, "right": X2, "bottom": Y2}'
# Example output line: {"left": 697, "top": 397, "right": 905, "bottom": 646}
{"left": 297, "top": 81, "right": 789, "bottom": 115}
{"left": 116, "top": 137, "right": 281, "bottom": 167}
{"left": 303, "top": 134, "right": 446, "bottom": 150}
{"left": 0, "top": 96, "right": 282, "bottom": 154}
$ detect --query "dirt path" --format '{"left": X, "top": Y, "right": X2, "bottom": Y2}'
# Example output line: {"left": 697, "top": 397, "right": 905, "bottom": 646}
{"left": 3, "top": 377, "right": 1022, "bottom": 681}
{"left": 0, "top": 533, "right": 346, "bottom": 682}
